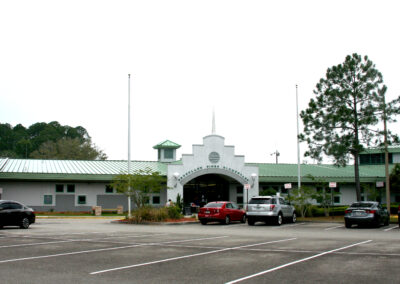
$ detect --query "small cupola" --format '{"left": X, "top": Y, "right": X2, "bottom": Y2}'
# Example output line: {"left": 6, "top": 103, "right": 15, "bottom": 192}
{"left": 153, "top": 140, "right": 181, "bottom": 162}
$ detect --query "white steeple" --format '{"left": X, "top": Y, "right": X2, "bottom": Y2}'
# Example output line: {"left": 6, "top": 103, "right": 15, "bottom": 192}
{"left": 212, "top": 108, "right": 216, "bottom": 134}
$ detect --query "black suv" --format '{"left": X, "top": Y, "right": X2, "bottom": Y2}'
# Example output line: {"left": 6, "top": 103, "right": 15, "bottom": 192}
{"left": 0, "top": 200, "right": 35, "bottom": 229}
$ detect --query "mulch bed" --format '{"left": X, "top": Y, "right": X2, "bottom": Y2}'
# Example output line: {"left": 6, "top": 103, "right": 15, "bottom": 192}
{"left": 116, "top": 217, "right": 197, "bottom": 224}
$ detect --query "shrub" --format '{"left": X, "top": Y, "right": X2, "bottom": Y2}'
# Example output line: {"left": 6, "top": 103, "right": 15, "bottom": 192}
{"left": 128, "top": 206, "right": 182, "bottom": 223}
{"left": 167, "top": 206, "right": 183, "bottom": 219}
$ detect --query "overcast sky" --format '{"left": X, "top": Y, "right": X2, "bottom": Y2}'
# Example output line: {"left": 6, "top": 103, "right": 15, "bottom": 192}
{"left": 1, "top": 0, "right": 400, "bottom": 164}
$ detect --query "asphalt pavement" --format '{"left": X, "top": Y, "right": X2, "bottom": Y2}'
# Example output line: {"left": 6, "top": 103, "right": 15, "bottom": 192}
{"left": 0, "top": 219, "right": 399, "bottom": 283}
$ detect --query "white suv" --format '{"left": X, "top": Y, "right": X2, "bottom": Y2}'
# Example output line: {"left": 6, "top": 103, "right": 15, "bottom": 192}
{"left": 246, "top": 196, "right": 296, "bottom": 226}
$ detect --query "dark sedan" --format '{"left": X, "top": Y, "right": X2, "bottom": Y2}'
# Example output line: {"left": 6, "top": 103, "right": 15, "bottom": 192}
{"left": 398, "top": 205, "right": 400, "bottom": 228}
{"left": 344, "top": 201, "right": 389, "bottom": 228}
{"left": 0, "top": 200, "right": 35, "bottom": 229}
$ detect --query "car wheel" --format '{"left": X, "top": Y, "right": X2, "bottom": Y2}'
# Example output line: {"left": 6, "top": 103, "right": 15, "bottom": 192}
{"left": 291, "top": 212, "right": 297, "bottom": 223}
{"left": 200, "top": 219, "right": 207, "bottom": 225}
{"left": 224, "top": 215, "right": 230, "bottom": 225}
{"left": 247, "top": 217, "right": 255, "bottom": 226}
{"left": 384, "top": 216, "right": 389, "bottom": 226}
{"left": 240, "top": 214, "right": 246, "bottom": 223}
{"left": 345, "top": 220, "right": 352, "bottom": 228}
{"left": 20, "top": 217, "right": 30, "bottom": 229}
{"left": 374, "top": 217, "right": 381, "bottom": 228}
{"left": 276, "top": 213, "right": 283, "bottom": 226}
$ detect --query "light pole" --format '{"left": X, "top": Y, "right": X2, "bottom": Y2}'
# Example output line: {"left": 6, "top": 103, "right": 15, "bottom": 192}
{"left": 296, "top": 85, "right": 301, "bottom": 191}
{"left": 127, "top": 74, "right": 132, "bottom": 218}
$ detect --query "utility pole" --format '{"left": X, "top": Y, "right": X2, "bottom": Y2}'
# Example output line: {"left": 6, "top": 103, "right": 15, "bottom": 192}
{"left": 383, "top": 94, "right": 391, "bottom": 214}
{"left": 270, "top": 150, "right": 280, "bottom": 164}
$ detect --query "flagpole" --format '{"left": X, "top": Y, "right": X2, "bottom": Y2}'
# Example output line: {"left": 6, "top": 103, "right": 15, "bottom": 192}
{"left": 296, "top": 85, "right": 301, "bottom": 190}
{"left": 127, "top": 74, "right": 132, "bottom": 218}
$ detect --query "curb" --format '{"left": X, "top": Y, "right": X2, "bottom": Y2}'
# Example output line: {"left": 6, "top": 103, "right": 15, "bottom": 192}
{"left": 111, "top": 220, "right": 199, "bottom": 225}
{"left": 37, "top": 216, "right": 125, "bottom": 220}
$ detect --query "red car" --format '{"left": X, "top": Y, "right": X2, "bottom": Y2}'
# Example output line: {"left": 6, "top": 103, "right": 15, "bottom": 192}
{"left": 198, "top": 201, "right": 246, "bottom": 225}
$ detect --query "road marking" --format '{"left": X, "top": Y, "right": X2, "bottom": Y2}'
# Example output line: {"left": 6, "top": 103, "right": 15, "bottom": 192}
{"left": 281, "top": 222, "right": 305, "bottom": 227}
{"left": 0, "top": 233, "right": 169, "bottom": 249}
{"left": 383, "top": 226, "right": 398, "bottom": 232}
{"left": 0, "top": 235, "right": 228, "bottom": 264}
{"left": 225, "top": 240, "right": 372, "bottom": 284}
{"left": 324, "top": 225, "right": 344, "bottom": 231}
{"left": 0, "top": 240, "right": 80, "bottom": 249}
{"left": 90, "top": 237, "right": 297, "bottom": 275}
{"left": 223, "top": 224, "right": 246, "bottom": 228}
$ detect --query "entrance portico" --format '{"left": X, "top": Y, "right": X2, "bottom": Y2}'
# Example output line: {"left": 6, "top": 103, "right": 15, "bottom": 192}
{"left": 167, "top": 134, "right": 258, "bottom": 207}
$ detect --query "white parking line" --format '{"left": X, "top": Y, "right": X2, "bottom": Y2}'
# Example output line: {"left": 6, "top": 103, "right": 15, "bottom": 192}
{"left": 225, "top": 240, "right": 372, "bottom": 284}
{"left": 383, "top": 226, "right": 398, "bottom": 232}
{"left": 0, "top": 236, "right": 228, "bottom": 264}
{"left": 274, "top": 222, "right": 305, "bottom": 228}
{"left": 0, "top": 233, "right": 170, "bottom": 249}
{"left": 0, "top": 240, "right": 81, "bottom": 249}
{"left": 324, "top": 225, "right": 344, "bottom": 231}
{"left": 90, "top": 237, "right": 297, "bottom": 275}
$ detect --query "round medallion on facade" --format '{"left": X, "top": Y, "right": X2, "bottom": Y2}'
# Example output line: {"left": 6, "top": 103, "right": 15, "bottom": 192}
{"left": 208, "top": 152, "right": 220, "bottom": 163}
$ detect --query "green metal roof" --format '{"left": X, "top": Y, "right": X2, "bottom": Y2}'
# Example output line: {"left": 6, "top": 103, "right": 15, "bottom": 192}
{"left": 0, "top": 158, "right": 393, "bottom": 183}
{"left": 0, "top": 158, "right": 167, "bottom": 181}
{"left": 249, "top": 163, "right": 393, "bottom": 183}
{"left": 153, "top": 140, "right": 181, "bottom": 149}
{"left": 361, "top": 146, "right": 400, "bottom": 154}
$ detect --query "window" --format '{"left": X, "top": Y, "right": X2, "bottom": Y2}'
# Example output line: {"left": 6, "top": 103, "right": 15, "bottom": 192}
{"left": 55, "top": 184, "right": 64, "bottom": 193}
{"left": 333, "top": 196, "right": 340, "bottom": 203}
{"left": 360, "top": 153, "right": 393, "bottom": 165}
{"left": 0, "top": 202, "right": 22, "bottom": 210}
{"left": 164, "top": 149, "right": 173, "bottom": 159}
{"left": 236, "top": 186, "right": 243, "bottom": 194}
{"left": 237, "top": 196, "right": 243, "bottom": 204}
{"left": 152, "top": 196, "right": 160, "bottom": 204}
{"left": 67, "top": 184, "right": 75, "bottom": 193}
{"left": 77, "top": 195, "right": 86, "bottom": 205}
{"left": 105, "top": 185, "right": 114, "bottom": 193}
{"left": 6, "top": 202, "right": 22, "bottom": 209}
{"left": 44, "top": 195, "right": 53, "bottom": 205}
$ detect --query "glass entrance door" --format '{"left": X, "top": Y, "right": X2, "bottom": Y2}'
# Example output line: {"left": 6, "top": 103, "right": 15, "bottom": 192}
{"left": 183, "top": 174, "right": 230, "bottom": 207}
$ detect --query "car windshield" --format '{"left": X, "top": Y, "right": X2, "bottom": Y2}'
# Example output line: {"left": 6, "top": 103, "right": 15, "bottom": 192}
{"left": 204, "top": 202, "right": 224, "bottom": 208}
{"left": 249, "top": 198, "right": 272, "bottom": 204}
{"left": 350, "top": 202, "right": 374, "bottom": 208}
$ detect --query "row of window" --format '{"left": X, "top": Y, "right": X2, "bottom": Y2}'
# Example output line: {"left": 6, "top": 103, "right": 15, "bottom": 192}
{"left": 43, "top": 195, "right": 87, "bottom": 205}
{"left": 56, "top": 184, "right": 116, "bottom": 194}
{"left": 43, "top": 195, "right": 161, "bottom": 205}
{"left": 56, "top": 184, "right": 76, "bottom": 193}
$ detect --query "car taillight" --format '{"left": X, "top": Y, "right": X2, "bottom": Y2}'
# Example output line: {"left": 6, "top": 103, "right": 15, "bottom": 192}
{"left": 366, "top": 210, "right": 376, "bottom": 214}
{"left": 345, "top": 209, "right": 352, "bottom": 214}
{"left": 270, "top": 205, "right": 276, "bottom": 210}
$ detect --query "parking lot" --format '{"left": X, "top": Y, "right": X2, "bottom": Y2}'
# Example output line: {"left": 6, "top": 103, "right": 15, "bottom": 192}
{"left": 0, "top": 219, "right": 399, "bottom": 283}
